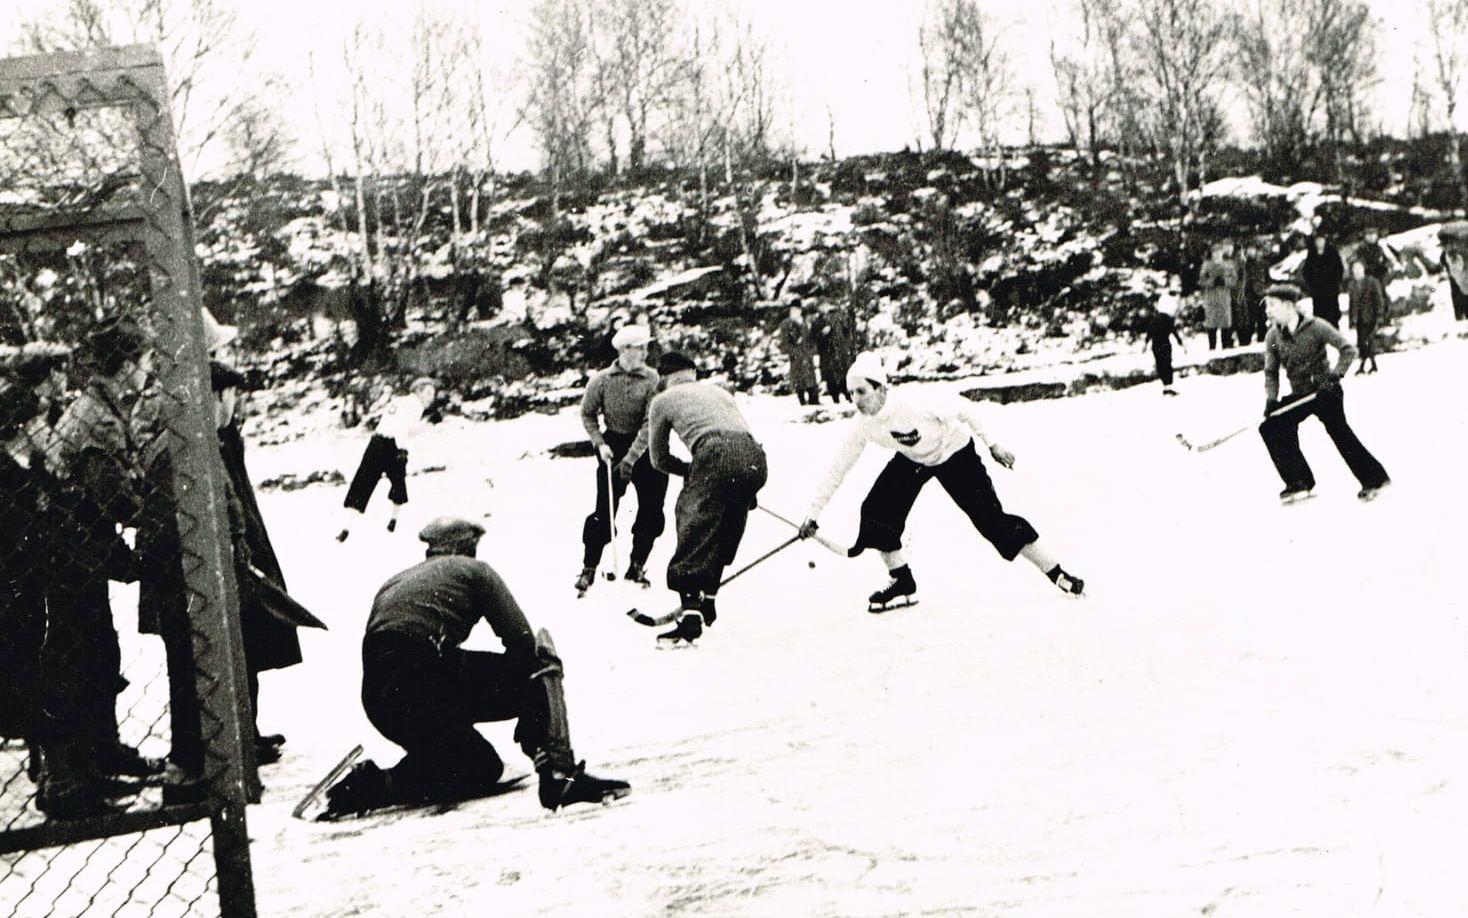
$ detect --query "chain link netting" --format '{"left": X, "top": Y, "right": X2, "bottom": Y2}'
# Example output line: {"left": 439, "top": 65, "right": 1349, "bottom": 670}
{"left": 1, "top": 46, "right": 256, "bottom": 918}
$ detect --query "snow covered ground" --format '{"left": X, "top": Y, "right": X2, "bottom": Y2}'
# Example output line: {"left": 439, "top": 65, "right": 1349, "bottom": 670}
{"left": 224, "top": 329, "right": 1468, "bottom": 916}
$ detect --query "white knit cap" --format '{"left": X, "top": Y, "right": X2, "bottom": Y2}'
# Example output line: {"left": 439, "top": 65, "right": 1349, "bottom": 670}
{"left": 845, "top": 351, "right": 888, "bottom": 390}
{"left": 611, "top": 324, "right": 651, "bottom": 349}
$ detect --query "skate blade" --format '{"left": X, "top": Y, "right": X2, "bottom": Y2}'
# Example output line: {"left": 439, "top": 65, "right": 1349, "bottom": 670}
{"left": 867, "top": 597, "right": 919, "bottom": 614}
{"left": 1280, "top": 492, "right": 1316, "bottom": 507}
{"left": 654, "top": 636, "right": 701, "bottom": 649}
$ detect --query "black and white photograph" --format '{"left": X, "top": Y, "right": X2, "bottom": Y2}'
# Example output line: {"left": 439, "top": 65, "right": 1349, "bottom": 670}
{"left": 1, "top": 0, "right": 1466, "bottom": 914}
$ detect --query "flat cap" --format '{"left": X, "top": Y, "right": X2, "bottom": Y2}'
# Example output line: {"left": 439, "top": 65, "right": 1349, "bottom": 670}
{"left": 611, "top": 324, "right": 651, "bottom": 349}
{"left": 418, "top": 516, "right": 486, "bottom": 545}
{"left": 657, "top": 351, "right": 696, "bottom": 375}
{"left": 1263, "top": 283, "right": 1305, "bottom": 301}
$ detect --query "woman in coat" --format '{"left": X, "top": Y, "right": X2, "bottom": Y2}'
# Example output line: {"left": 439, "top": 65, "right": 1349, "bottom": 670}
{"left": 777, "top": 303, "right": 820, "bottom": 405}
{"left": 1197, "top": 244, "right": 1238, "bottom": 349}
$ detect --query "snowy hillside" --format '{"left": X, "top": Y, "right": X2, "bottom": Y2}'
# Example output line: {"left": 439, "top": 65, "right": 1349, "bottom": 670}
{"left": 196, "top": 329, "right": 1468, "bottom": 914}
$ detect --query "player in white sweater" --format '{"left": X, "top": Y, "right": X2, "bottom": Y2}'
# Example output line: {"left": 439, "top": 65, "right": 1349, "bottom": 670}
{"left": 798, "top": 353, "right": 1083, "bottom": 609}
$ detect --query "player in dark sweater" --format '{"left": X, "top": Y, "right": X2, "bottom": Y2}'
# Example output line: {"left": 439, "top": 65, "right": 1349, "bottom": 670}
{"left": 321, "top": 517, "right": 629, "bottom": 817}
{"left": 1145, "top": 297, "right": 1186, "bottom": 396}
{"left": 1258, "top": 284, "right": 1390, "bottom": 504}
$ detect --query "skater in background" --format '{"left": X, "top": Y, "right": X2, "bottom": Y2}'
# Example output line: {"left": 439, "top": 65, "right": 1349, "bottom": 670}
{"left": 797, "top": 352, "right": 1084, "bottom": 612}
{"left": 618, "top": 351, "right": 768, "bottom": 645}
{"left": 1198, "top": 243, "right": 1238, "bottom": 349}
{"left": 321, "top": 517, "right": 629, "bottom": 818}
{"left": 336, "top": 376, "right": 438, "bottom": 541}
{"left": 1301, "top": 232, "right": 1344, "bottom": 327}
{"left": 1346, "top": 261, "right": 1385, "bottom": 375}
{"left": 575, "top": 324, "right": 667, "bottom": 594}
{"left": 1145, "top": 295, "right": 1185, "bottom": 396}
{"left": 813, "top": 301, "right": 858, "bottom": 403}
{"left": 1258, "top": 284, "right": 1390, "bottom": 504}
{"left": 777, "top": 302, "right": 821, "bottom": 405}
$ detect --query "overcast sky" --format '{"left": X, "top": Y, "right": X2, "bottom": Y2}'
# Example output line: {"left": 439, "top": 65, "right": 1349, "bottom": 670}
{"left": 0, "top": 0, "right": 1442, "bottom": 176}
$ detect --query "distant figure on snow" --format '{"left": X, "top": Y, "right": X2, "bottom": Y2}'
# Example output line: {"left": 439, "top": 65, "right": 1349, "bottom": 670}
{"left": 797, "top": 352, "right": 1084, "bottom": 611}
{"left": 336, "top": 376, "right": 438, "bottom": 541}
{"left": 1145, "top": 296, "right": 1186, "bottom": 396}
{"left": 778, "top": 302, "right": 821, "bottom": 405}
{"left": 1346, "top": 261, "right": 1385, "bottom": 375}
{"left": 1259, "top": 284, "right": 1389, "bottom": 505}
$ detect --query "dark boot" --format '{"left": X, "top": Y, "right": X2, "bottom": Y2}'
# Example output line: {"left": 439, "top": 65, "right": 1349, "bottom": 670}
{"left": 537, "top": 760, "right": 631, "bottom": 811}
{"left": 323, "top": 760, "right": 392, "bottom": 818}
{"left": 868, "top": 565, "right": 918, "bottom": 612}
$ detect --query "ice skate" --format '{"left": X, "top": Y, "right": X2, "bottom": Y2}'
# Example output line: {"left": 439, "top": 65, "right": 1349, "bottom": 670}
{"left": 1047, "top": 565, "right": 1085, "bottom": 597}
{"left": 656, "top": 610, "right": 703, "bottom": 645}
{"left": 1279, "top": 485, "right": 1315, "bottom": 506}
{"left": 574, "top": 566, "right": 596, "bottom": 597}
{"left": 538, "top": 761, "right": 631, "bottom": 811}
{"left": 1357, "top": 479, "right": 1391, "bottom": 502}
{"left": 624, "top": 561, "right": 651, "bottom": 588}
{"left": 322, "top": 760, "right": 391, "bottom": 820}
{"left": 386, "top": 518, "right": 397, "bottom": 533}
{"left": 868, "top": 566, "right": 918, "bottom": 613}
{"left": 699, "top": 594, "right": 717, "bottom": 628}
{"left": 335, "top": 528, "right": 350, "bottom": 542}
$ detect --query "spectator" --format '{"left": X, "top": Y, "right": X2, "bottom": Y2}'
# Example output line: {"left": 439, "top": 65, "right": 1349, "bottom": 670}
{"left": 1346, "top": 261, "right": 1385, "bottom": 375}
{"left": 1145, "top": 296, "right": 1186, "bottom": 396}
{"left": 812, "top": 301, "right": 859, "bottom": 403}
{"left": 777, "top": 303, "right": 820, "bottom": 405}
{"left": 1301, "top": 232, "right": 1345, "bottom": 327}
{"left": 1240, "top": 240, "right": 1271, "bottom": 343}
{"left": 1197, "top": 243, "right": 1238, "bottom": 349}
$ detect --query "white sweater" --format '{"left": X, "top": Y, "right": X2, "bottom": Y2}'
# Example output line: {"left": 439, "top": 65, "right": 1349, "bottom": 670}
{"left": 805, "top": 389, "right": 992, "bottom": 518}
{"left": 375, "top": 394, "right": 425, "bottom": 441}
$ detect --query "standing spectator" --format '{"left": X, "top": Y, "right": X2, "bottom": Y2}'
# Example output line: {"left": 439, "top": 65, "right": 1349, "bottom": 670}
{"left": 1301, "top": 232, "right": 1344, "bottom": 327}
{"left": 336, "top": 377, "right": 438, "bottom": 541}
{"left": 39, "top": 318, "right": 164, "bottom": 819}
{"left": 1258, "top": 284, "right": 1389, "bottom": 504}
{"left": 1145, "top": 296, "right": 1186, "bottom": 396}
{"left": 1355, "top": 226, "right": 1394, "bottom": 288}
{"left": 1240, "top": 240, "right": 1271, "bottom": 343}
{"left": 777, "top": 303, "right": 820, "bottom": 405}
{"left": 575, "top": 324, "right": 667, "bottom": 594}
{"left": 812, "top": 301, "right": 859, "bottom": 403}
{"left": 1229, "top": 240, "right": 1255, "bottom": 346}
{"left": 617, "top": 352, "right": 768, "bottom": 645}
{"left": 1346, "top": 261, "right": 1385, "bottom": 375}
{"left": 1197, "top": 243, "right": 1238, "bottom": 349}
{"left": 1440, "top": 222, "right": 1468, "bottom": 322}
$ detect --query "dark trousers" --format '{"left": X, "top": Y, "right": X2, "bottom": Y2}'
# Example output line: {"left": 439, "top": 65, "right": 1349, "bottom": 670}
{"left": 362, "top": 630, "right": 564, "bottom": 805}
{"left": 795, "top": 387, "right": 821, "bottom": 405}
{"left": 667, "top": 432, "right": 768, "bottom": 594}
{"left": 1356, "top": 323, "right": 1378, "bottom": 363}
{"left": 582, "top": 430, "right": 668, "bottom": 568}
{"left": 1451, "top": 281, "right": 1468, "bottom": 321}
{"left": 1206, "top": 328, "right": 1240, "bottom": 349}
{"left": 344, "top": 434, "right": 408, "bottom": 511}
{"left": 1152, "top": 342, "right": 1174, "bottom": 387}
{"left": 821, "top": 375, "right": 850, "bottom": 402}
{"left": 1259, "top": 387, "right": 1388, "bottom": 491}
{"left": 1234, "top": 323, "right": 1254, "bottom": 346}
{"left": 1311, "top": 293, "right": 1340, "bottom": 327}
{"left": 854, "top": 443, "right": 1039, "bottom": 560}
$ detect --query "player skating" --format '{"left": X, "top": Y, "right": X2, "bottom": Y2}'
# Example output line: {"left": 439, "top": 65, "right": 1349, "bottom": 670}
{"left": 314, "top": 517, "right": 629, "bottom": 819}
{"left": 575, "top": 325, "right": 667, "bottom": 595}
{"left": 1258, "top": 284, "right": 1390, "bottom": 504}
{"left": 797, "top": 352, "right": 1084, "bottom": 611}
{"left": 336, "top": 376, "right": 437, "bottom": 541}
{"left": 617, "top": 351, "right": 768, "bottom": 645}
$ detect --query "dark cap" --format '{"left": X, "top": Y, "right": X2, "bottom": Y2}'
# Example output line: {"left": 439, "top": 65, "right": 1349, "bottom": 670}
{"left": 1263, "top": 283, "right": 1304, "bottom": 301}
{"left": 418, "top": 516, "right": 486, "bottom": 546}
{"left": 657, "top": 351, "right": 696, "bottom": 375}
{"left": 86, "top": 316, "right": 147, "bottom": 362}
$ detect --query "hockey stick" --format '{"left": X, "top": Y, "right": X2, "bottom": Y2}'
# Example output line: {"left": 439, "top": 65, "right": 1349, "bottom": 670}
{"left": 604, "top": 460, "right": 619, "bottom": 581}
{"left": 1176, "top": 392, "right": 1318, "bottom": 453}
{"left": 626, "top": 534, "right": 802, "bottom": 627}
{"left": 755, "top": 505, "right": 848, "bottom": 556}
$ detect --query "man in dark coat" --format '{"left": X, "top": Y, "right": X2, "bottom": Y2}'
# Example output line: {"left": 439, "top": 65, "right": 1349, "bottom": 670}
{"left": 777, "top": 303, "right": 820, "bottom": 404}
{"left": 1240, "top": 241, "right": 1271, "bottom": 342}
{"left": 813, "top": 302, "right": 859, "bottom": 402}
{"left": 321, "top": 517, "right": 630, "bottom": 818}
{"left": 1300, "top": 233, "right": 1344, "bottom": 327}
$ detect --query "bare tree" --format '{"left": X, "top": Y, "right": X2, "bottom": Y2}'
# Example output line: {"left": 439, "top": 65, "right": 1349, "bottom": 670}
{"left": 1428, "top": 0, "right": 1468, "bottom": 209}
{"left": 915, "top": 0, "right": 968, "bottom": 151}
{"left": 1132, "top": 0, "right": 1232, "bottom": 208}
{"left": 595, "top": 0, "right": 684, "bottom": 174}
{"left": 951, "top": 0, "right": 1013, "bottom": 185}
{"left": 523, "top": 0, "right": 602, "bottom": 217}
